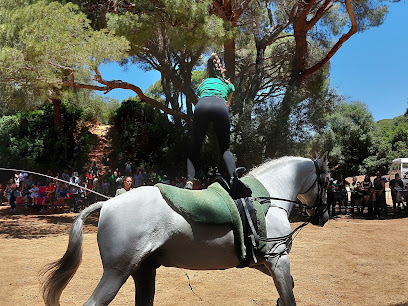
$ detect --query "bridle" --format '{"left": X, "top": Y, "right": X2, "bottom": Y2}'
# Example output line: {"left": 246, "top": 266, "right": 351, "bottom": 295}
{"left": 298, "top": 160, "right": 329, "bottom": 225}
{"left": 248, "top": 158, "right": 329, "bottom": 261}
{"left": 254, "top": 159, "right": 328, "bottom": 223}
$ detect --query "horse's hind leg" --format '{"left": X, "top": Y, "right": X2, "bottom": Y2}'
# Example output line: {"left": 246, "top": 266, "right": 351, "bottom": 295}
{"left": 84, "top": 268, "right": 130, "bottom": 306}
{"left": 132, "top": 261, "right": 157, "bottom": 306}
{"left": 264, "top": 253, "right": 296, "bottom": 306}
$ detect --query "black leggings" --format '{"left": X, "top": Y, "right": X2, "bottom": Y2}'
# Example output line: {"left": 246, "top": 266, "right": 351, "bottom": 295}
{"left": 187, "top": 96, "right": 236, "bottom": 181}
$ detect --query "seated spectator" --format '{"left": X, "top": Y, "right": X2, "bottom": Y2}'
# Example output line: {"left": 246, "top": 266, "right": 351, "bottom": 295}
{"left": 371, "top": 171, "right": 386, "bottom": 216}
{"left": 360, "top": 175, "right": 372, "bottom": 215}
{"left": 55, "top": 181, "right": 68, "bottom": 209}
{"left": 46, "top": 181, "right": 56, "bottom": 207}
{"left": 29, "top": 183, "right": 39, "bottom": 208}
{"left": 393, "top": 182, "right": 404, "bottom": 213}
{"left": 26, "top": 175, "right": 35, "bottom": 188}
{"left": 9, "top": 182, "right": 17, "bottom": 213}
{"left": 0, "top": 184, "right": 4, "bottom": 205}
{"left": 389, "top": 173, "right": 404, "bottom": 214}
{"left": 335, "top": 174, "right": 349, "bottom": 214}
{"left": 349, "top": 176, "right": 358, "bottom": 214}
{"left": 353, "top": 182, "right": 365, "bottom": 214}
{"left": 21, "top": 181, "right": 31, "bottom": 210}
{"left": 37, "top": 184, "right": 47, "bottom": 211}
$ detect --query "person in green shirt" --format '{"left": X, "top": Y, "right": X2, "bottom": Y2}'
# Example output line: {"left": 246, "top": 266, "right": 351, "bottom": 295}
{"left": 185, "top": 53, "right": 250, "bottom": 198}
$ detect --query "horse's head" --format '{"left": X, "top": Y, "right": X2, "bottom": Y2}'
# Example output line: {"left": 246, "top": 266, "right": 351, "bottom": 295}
{"left": 297, "top": 152, "right": 330, "bottom": 227}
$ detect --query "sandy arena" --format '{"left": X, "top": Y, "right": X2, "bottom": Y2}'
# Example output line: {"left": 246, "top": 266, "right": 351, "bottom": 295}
{"left": 0, "top": 205, "right": 407, "bottom": 306}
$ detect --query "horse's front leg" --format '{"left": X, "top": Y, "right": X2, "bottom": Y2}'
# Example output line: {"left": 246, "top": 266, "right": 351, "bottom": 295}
{"left": 264, "top": 251, "right": 296, "bottom": 306}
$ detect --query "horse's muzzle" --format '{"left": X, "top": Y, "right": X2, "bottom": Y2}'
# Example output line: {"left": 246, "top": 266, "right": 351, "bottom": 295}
{"left": 310, "top": 210, "right": 329, "bottom": 227}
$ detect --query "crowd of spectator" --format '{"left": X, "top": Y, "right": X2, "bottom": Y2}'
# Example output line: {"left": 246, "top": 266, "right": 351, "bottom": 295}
{"left": 2, "top": 160, "right": 408, "bottom": 218}
{"left": 327, "top": 172, "right": 408, "bottom": 218}
{"left": 0, "top": 159, "right": 211, "bottom": 214}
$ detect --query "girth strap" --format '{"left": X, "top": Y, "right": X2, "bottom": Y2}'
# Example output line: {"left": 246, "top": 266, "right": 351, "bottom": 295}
{"left": 235, "top": 197, "right": 260, "bottom": 266}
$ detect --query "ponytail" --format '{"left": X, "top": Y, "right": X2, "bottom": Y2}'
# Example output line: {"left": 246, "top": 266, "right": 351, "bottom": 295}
{"left": 207, "top": 53, "right": 227, "bottom": 79}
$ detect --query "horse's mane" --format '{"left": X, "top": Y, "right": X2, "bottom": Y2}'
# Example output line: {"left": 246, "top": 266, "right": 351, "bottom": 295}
{"left": 248, "top": 156, "right": 308, "bottom": 177}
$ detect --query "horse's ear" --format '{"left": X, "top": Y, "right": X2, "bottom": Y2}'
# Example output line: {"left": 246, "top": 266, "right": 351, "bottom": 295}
{"left": 319, "top": 152, "right": 329, "bottom": 172}
{"left": 321, "top": 151, "right": 328, "bottom": 163}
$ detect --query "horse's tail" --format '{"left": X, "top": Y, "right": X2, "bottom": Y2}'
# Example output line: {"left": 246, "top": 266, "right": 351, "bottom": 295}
{"left": 41, "top": 201, "right": 104, "bottom": 306}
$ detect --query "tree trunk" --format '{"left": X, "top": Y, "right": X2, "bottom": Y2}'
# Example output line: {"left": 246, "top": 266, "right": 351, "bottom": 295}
{"left": 52, "top": 97, "right": 62, "bottom": 127}
{"left": 266, "top": 82, "right": 299, "bottom": 157}
{"left": 224, "top": 39, "right": 235, "bottom": 81}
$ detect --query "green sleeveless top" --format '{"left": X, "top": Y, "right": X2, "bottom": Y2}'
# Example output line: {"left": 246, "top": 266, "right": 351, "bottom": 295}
{"left": 197, "top": 77, "right": 235, "bottom": 103}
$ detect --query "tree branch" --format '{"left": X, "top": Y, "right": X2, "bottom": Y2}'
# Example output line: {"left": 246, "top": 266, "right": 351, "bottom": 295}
{"left": 84, "top": 66, "right": 191, "bottom": 122}
{"left": 301, "top": 0, "right": 357, "bottom": 82}
{"left": 306, "top": 0, "right": 333, "bottom": 30}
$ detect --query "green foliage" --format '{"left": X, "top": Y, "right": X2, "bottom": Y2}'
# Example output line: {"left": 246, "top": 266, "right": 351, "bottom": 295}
{"left": 0, "top": 0, "right": 129, "bottom": 101}
{"left": 311, "top": 101, "right": 408, "bottom": 177}
{"left": 310, "top": 100, "right": 374, "bottom": 177}
{"left": 363, "top": 116, "right": 408, "bottom": 174}
{"left": 106, "top": 0, "right": 224, "bottom": 56}
{"left": 0, "top": 0, "right": 400, "bottom": 175}
{"left": 62, "top": 89, "right": 120, "bottom": 124}
{"left": 0, "top": 103, "right": 92, "bottom": 172}
{"left": 108, "top": 99, "right": 187, "bottom": 175}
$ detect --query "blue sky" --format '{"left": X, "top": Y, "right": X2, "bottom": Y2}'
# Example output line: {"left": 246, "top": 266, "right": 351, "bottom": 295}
{"left": 99, "top": 1, "right": 408, "bottom": 122}
{"left": 330, "top": 0, "right": 408, "bottom": 121}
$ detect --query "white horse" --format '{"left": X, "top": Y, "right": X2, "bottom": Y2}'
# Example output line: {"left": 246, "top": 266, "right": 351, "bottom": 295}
{"left": 41, "top": 154, "right": 329, "bottom": 306}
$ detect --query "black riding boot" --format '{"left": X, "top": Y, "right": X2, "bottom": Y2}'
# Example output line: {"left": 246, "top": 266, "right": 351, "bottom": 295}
{"left": 229, "top": 168, "right": 252, "bottom": 200}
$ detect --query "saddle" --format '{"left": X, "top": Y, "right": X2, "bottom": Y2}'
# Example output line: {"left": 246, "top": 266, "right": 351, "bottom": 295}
{"left": 156, "top": 176, "right": 271, "bottom": 267}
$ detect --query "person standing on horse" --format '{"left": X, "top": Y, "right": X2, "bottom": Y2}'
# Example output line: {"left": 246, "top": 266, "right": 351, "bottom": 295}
{"left": 185, "top": 53, "right": 251, "bottom": 198}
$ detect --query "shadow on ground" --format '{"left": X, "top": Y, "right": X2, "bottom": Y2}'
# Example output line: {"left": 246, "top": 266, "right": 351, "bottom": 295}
{"left": 1, "top": 203, "right": 407, "bottom": 239}
{"left": 0, "top": 206, "right": 98, "bottom": 239}
{"left": 289, "top": 204, "right": 408, "bottom": 223}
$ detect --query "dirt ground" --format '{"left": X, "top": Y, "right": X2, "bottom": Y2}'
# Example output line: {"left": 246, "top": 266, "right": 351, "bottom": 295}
{"left": 0, "top": 205, "right": 407, "bottom": 306}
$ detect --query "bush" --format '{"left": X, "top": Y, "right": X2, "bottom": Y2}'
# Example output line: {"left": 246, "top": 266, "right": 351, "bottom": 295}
{"left": 108, "top": 99, "right": 189, "bottom": 177}
{"left": 0, "top": 103, "right": 92, "bottom": 174}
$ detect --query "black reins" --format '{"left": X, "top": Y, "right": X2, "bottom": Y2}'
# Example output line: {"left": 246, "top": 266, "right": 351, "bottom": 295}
{"left": 252, "top": 159, "right": 328, "bottom": 214}
{"left": 243, "top": 158, "right": 328, "bottom": 260}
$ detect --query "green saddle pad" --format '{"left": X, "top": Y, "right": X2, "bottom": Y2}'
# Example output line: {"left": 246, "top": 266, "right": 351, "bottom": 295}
{"left": 156, "top": 176, "right": 271, "bottom": 263}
